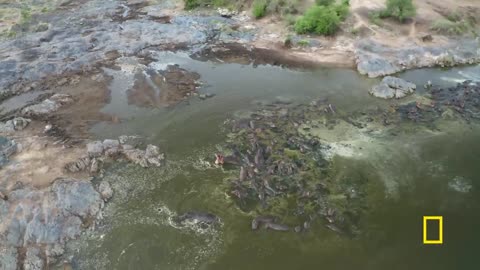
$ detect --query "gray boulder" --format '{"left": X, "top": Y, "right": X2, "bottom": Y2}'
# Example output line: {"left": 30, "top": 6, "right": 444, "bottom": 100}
{"left": 1, "top": 179, "right": 103, "bottom": 248}
{"left": 103, "top": 139, "right": 121, "bottom": 157}
{"left": 98, "top": 181, "right": 113, "bottom": 202}
{"left": 217, "top": 8, "right": 238, "bottom": 18}
{"left": 122, "top": 144, "right": 164, "bottom": 167}
{"left": 0, "top": 117, "right": 31, "bottom": 133}
{"left": 86, "top": 141, "right": 104, "bottom": 157}
{"left": 369, "top": 76, "right": 416, "bottom": 99}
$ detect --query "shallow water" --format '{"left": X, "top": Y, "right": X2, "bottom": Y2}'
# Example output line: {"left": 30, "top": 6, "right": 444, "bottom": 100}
{"left": 74, "top": 56, "right": 480, "bottom": 270}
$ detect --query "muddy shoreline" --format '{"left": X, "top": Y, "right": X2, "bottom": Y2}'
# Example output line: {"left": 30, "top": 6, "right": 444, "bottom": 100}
{"left": 1, "top": 0, "right": 480, "bottom": 269}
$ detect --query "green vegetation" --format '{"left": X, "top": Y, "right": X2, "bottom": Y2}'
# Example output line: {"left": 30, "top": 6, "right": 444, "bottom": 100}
{"left": 285, "top": 14, "right": 297, "bottom": 26}
{"left": 183, "top": 0, "right": 300, "bottom": 20}
{"left": 20, "top": 7, "right": 32, "bottom": 23}
{"left": 315, "top": 0, "right": 335, "bottom": 6}
{"left": 381, "top": 0, "right": 416, "bottom": 22}
{"left": 284, "top": 34, "right": 293, "bottom": 47}
{"left": 266, "top": 0, "right": 301, "bottom": 16}
{"left": 368, "top": 11, "right": 383, "bottom": 26}
{"left": 0, "top": 30, "right": 17, "bottom": 39}
{"left": 252, "top": 0, "right": 268, "bottom": 19}
{"left": 431, "top": 15, "right": 476, "bottom": 36}
{"left": 429, "top": 9, "right": 477, "bottom": 36}
{"left": 334, "top": 2, "right": 349, "bottom": 20}
{"left": 185, "top": 0, "right": 201, "bottom": 10}
{"left": 184, "top": 0, "right": 234, "bottom": 10}
{"left": 350, "top": 27, "right": 359, "bottom": 35}
{"left": 297, "top": 39, "right": 309, "bottom": 46}
{"left": 294, "top": 1, "right": 349, "bottom": 35}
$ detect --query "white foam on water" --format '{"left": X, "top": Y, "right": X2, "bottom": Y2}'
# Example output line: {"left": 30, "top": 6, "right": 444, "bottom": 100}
{"left": 458, "top": 70, "right": 480, "bottom": 81}
{"left": 440, "top": 76, "right": 467, "bottom": 84}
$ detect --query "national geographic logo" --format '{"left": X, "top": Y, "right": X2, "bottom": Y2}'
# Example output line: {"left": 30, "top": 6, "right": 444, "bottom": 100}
{"left": 423, "top": 216, "right": 443, "bottom": 245}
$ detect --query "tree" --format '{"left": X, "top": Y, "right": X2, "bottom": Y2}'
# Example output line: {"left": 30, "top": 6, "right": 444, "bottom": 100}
{"left": 295, "top": 5, "right": 340, "bottom": 35}
{"left": 384, "top": 0, "right": 416, "bottom": 22}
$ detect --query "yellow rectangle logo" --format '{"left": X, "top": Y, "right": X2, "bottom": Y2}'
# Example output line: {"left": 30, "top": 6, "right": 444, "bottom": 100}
{"left": 423, "top": 216, "right": 443, "bottom": 244}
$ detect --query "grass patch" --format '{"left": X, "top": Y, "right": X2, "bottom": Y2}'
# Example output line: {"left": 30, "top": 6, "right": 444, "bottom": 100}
{"left": 0, "top": 30, "right": 16, "bottom": 39}
{"left": 20, "top": 7, "right": 32, "bottom": 23}
{"left": 297, "top": 39, "right": 310, "bottom": 46}
{"left": 368, "top": 11, "right": 383, "bottom": 26}
{"left": 431, "top": 19, "right": 473, "bottom": 36}
{"left": 267, "top": 0, "right": 301, "bottom": 16}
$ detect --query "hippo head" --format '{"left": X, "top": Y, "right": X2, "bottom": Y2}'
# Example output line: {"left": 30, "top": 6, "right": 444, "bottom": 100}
{"left": 215, "top": 153, "right": 224, "bottom": 165}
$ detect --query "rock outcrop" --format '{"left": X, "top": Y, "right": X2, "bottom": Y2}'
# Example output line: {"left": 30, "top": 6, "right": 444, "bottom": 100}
{"left": 65, "top": 138, "right": 164, "bottom": 173}
{"left": 0, "top": 179, "right": 104, "bottom": 269}
{"left": 21, "top": 94, "right": 73, "bottom": 117}
{"left": 0, "top": 117, "right": 31, "bottom": 133}
{"left": 356, "top": 39, "right": 480, "bottom": 78}
{"left": 369, "top": 76, "right": 416, "bottom": 99}
{"left": 0, "top": 137, "right": 17, "bottom": 168}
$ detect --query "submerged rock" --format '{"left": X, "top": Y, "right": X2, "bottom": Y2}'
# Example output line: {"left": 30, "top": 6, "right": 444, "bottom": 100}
{"left": 22, "top": 94, "right": 73, "bottom": 116}
{"left": 370, "top": 76, "right": 416, "bottom": 99}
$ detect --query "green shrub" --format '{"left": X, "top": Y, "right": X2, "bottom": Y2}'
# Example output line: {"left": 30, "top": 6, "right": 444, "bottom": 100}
{"left": 284, "top": 35, "right": 293, "bottom": 47}
{"left": 431, "top": 19, "right": 472, "bottom": 35}
{"left": 297, "top": 39, "right": 310, "bottom": 46}
{"left": 368, "top": 11, "right": 383, "bottom": 25}
{"left": 252, "top": 0, "right": 268, "bottom": 19}
{"left": 20, "top": 7, "right": 32, "bottom": 23}
{"left": 185, "top": 0, "right": 200, "bottom": 10}
{"left": 268, "top": 0, "right": 300, "bottom": 16}
{"left": 334, "top": 3, "right": 349, "bottom": 20}
{"left": 315, "top": 0, "right": 335, "bottom": 6}
{"left": 295, "top": 5, "right": 340, "bottom": 35}
{"left": 285, "top": 14, "right": 297, "bottom": 25}
{"left": 383, "top": 0, "right": 416, "bottom": 22}
{"left": 446, "top": 11, "right": 461, "bottom": 22}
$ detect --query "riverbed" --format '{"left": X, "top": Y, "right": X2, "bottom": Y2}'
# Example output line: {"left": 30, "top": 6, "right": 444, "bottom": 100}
{"left": 66, "top": 54, "right": 480, "bottom": 270}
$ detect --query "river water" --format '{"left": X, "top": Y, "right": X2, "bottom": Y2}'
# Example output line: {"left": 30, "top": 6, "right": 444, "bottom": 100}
{"left": 67, "top": 53, "right": 480, "bottom": 270}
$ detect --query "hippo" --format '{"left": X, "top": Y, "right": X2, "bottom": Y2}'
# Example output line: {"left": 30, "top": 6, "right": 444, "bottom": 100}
{"left": 251, "top": 215, "right": 277, "bottom": 230}
{"left": 264, "top": 222, "right": 289, "bottom": 231}
{"left": 251, "top": 215, "right": 289, "bottom": 231}
{"left": 254, "top": 148, "right": 264, "bottom": 168}
{"left": 239, "top": 166, "right": 247, "bottom": 181}
{"left": 174, "top": 211, "right": 220, "bottom": 225}
{"left": 215, "top": 153, "right": 241, "bottom": 166}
